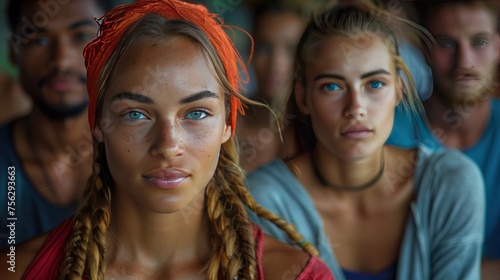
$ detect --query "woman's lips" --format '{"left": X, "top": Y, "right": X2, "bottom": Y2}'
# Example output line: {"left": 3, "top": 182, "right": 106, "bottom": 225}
{"left": 341, "top": 125, "right": 373, "bottom": 139}
{"left": 143, "top": 168, "right": 189, "bottom": 189}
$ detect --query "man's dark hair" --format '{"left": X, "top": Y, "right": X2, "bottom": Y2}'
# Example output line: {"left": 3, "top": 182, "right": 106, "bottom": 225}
{"left": 414, "top": 0, "right": 500, "bottom": 32}
{"left": 252, "top": 0, "right": 304, "bottom": 32}
{"left": 7, "top": 0, "right": 116, "bottom": 32}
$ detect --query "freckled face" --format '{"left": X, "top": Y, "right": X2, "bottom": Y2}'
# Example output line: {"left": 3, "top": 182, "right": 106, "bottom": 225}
{"left": 95, "top": 37, "right": 231, "bottom": 213}
{"left": 297, "top": 36, "right": 400, "bottom": 160}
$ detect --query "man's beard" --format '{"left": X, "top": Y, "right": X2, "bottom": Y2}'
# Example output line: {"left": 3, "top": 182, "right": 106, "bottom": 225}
{"left": 435, "top": 70, "right": 494, "bottom": 106}
{"left": 36, "top": 97, "right": 89, "bottom": 120}
{"left": 36, "top": 70, "right": 88, "bottom": 120}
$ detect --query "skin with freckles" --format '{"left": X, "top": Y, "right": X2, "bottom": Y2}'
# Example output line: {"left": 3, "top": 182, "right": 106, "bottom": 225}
{"left": 0, "top": 2, "right": 337, "bottom": 276}
{"left": 91, "top": 37, "right": 232, "bottom": 278}
{"left": 0, "top": 35, "right": 319, "bottom": 280}
{"left": 95, "top": 37, "right": 231, "bottom": 214}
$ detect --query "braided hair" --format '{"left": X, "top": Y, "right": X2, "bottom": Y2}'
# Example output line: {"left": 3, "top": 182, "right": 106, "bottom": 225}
{"left": 60, "top": 2, "right": 316, "bottom": 279}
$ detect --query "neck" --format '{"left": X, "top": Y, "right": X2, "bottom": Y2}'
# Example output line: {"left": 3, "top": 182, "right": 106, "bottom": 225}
{"left": 107, "top": 192, "right": 211, "bottom": 269}
{"left": 424, "top": 92, "right": 491, "bottom": 149}
{"left": 311, "top": 146, "right": 385, "bottom": 193}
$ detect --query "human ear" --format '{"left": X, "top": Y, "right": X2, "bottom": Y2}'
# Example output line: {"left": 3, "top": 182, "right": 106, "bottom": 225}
{"left": 493, "top": 33, "right": 500, "bottom": 63}
{"left": 294, "top": 80, "right": 310, "bottom": 115}
{"left": 221, "top": 123, "right": 231, "bottom": 144}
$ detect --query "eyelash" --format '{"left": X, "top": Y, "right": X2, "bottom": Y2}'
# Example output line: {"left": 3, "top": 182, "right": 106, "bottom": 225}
{"left": 122, "top": 110, "right": 148, "bottom": 121}
{"left": 367, "top": 80, "right": 385, "bottom": 89}
{"left": 320, "top": 80, "right": 386, "bottom": 92}
{"left": 119, "top": 106, "right": 213, "bottom": 123}
{"left": 185, "top": 108, "right": 212, "bottom": 120}
{"left": 321, "top": 83, "right": 342, "bottom": 93}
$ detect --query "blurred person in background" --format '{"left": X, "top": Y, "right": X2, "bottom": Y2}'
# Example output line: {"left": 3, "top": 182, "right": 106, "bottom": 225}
{"left": 0, "top": 71, "right": 31, "bottom": 124}
{"left": 385, "top": 2, "right": 500, "bottom": 277}
{"left": 237, "top": 0, "right": 305, "bottom": 172}
{"left": 0, "top": 0, "right": 115, "bottom": 249}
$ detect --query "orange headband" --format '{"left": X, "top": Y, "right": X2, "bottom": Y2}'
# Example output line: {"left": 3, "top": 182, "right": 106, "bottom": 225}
{"left": 84, "top": 0, "right": 246, "bottom": 133}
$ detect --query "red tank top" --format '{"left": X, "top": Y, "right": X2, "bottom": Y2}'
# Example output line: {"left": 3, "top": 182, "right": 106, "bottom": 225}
{"left": 22, "top": 220, "right": 333, "bottom": 279}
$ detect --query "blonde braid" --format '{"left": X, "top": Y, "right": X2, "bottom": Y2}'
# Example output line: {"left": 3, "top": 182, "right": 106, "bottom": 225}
{"left": 224, "top": 141, "right": 319, "bottom": 256}
{"left": 60, "top": 144, "right": 112, "bottom": 280}
{"left": 206, "top": 139, "right": 257, "bottom": 279}
{"left": 238, "top": 188, "right": 319, "bottom": 256}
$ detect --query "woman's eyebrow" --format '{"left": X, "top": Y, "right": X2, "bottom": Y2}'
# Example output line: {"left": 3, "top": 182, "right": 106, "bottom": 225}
{"left": 111, "top": 92, "right": 154, "bottom": 104}
{"left": 314, "top": 69, "right": 390, "bottom": 81}
{"left": 360, "top": 69, "right": 391, "bottom": 79}
{"left": 179, "top": 90, "right": 219, "bottom": 105}
{"left": 110, "top": 90, "right": 219, "bottom": 105}
{"left": 314, "top": 73, "right": 344, "bottom": 81}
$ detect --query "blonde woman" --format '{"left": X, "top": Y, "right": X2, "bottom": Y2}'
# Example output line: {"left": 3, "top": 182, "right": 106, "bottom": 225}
{"left": 247, "top": 4, "right": 485, "bottom": 280}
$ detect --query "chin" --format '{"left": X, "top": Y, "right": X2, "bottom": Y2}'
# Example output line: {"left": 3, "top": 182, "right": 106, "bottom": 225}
{"left": 153, "top": 192, "right": 205, "bottom": 214}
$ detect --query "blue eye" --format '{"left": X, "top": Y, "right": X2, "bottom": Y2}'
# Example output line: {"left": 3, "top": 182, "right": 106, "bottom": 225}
{"left": 369, "top": 81, "right": 384, "bottom": 89}
{"left": 323, "top": 83, "right": 341, "bottom": 91}
{"left": 125, "top": 111, "right": 146, "bottom": 120}
{"left": 473, "top": 39, "right": 487, "bottom": 46}
{"left": 186, "top": 110, "right": 207, "bottom": 120}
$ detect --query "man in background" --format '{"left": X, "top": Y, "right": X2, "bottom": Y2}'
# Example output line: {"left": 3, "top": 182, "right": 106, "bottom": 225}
{"left": 0, "top": 0, "right": 114, "bottom": 248}
{"left": 387, "top": 1, "right": 500, "bottom": 277}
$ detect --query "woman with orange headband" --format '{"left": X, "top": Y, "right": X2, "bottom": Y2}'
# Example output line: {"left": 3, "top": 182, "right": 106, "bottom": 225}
{"left": 0, "top": 1, "right": 334, "bottom": 279}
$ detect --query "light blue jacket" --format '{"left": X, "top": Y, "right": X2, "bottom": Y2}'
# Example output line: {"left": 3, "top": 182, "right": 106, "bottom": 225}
{"left": 247, "top": 146, "right": 484, "bottom": 280}
{"left": 388, "top": 99, "right": 500, "bottom": 259}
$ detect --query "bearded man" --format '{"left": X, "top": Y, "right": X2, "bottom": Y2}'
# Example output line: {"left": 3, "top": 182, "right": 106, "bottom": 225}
{"left": 386, "top": 1, "right": 500, "bottom": 278}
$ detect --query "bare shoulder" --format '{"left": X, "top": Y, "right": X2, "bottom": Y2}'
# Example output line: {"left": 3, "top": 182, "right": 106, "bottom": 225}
{"left": 262, "top": 234, "right": 311, "bottom": 279}
{"left": 0, "top": 234, "right": 49, "bottom": 280}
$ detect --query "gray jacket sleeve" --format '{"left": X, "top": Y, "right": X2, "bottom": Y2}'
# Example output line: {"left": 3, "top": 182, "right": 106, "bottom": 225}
{"left": 426, "top": 149, "right": 485, "bottom": 279}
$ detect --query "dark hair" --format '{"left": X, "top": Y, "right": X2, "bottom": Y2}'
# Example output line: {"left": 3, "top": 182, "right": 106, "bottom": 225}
{"left": 253, "top": 0, "right": 304, "bottom": 29}
{"left": 7, "top": 0, "right": 116, "bottom": 31}
{"left": 414, "top": 0, "right": 500, "bottom": 32}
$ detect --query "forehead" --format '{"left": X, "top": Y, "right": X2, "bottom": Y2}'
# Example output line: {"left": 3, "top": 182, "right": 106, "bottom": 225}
{"left": 306, "top": 36, "right": 393, "bottom": 76}
{"left": 19, "top": 0, "right": 102, "bottom": 31}
{"left": 426, "top": 4, "right": 497, "bottom": 37}
{"left": 108, "top": 36, "right": 220, "bottom": 95}
{"left": 255, "top": 12, "right": 303, "bottom": 36}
